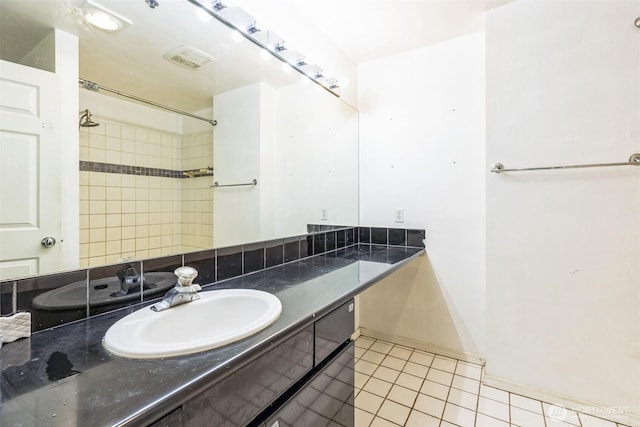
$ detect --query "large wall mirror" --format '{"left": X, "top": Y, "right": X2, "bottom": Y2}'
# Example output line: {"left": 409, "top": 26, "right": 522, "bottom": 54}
{"left": 0, "top": 0, "right": 358, "bottom": 281}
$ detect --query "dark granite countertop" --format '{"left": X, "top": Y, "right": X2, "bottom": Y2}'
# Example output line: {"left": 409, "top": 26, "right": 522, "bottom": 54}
{"left": 1, "top": 244, "right": 423, "bottom": 427}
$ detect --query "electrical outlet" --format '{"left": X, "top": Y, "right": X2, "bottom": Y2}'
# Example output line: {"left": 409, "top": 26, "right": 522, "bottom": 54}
{"left": 394, "top": 208, "right": 404, "bottom": 223}
{"left": 321, "top": 208, "right": 329, "bottom": 221}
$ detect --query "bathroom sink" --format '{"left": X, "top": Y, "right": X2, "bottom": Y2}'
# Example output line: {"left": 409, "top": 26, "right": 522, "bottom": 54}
{"left": 103, "top": 289, "right": 282, "bottom": 359}
{"left": 32, "top": 272, "right": 176, "bottom": 311}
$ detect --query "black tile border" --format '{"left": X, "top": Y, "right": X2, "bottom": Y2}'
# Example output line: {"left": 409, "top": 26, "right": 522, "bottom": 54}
{"left": 0, "top": 225, "right": 425, "bottom": 334}
{"left": 79, "top": 161, "right": 213, "bottom": 179}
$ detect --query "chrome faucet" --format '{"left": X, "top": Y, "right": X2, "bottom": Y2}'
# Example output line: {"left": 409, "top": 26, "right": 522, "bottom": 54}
{"left": 150, "top": 266, "right": 201, "bottom": 312}
{"left": 112, "top": 263, "right": 141, "bottom": 297}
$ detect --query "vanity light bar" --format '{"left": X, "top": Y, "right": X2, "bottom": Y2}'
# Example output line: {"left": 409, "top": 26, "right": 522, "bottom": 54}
{"left": 187, "top": 0, "right": 341, "bottom": 97}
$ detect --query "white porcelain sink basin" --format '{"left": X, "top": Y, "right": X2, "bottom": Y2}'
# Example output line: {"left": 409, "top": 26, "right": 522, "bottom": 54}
{"left": 103, "top": 289, "right": 282, "bottom": 359}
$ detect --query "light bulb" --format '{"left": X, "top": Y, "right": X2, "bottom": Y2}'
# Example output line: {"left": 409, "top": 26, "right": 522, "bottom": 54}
{"left": 85, "top": 11, "right": 119, "bottom": 31}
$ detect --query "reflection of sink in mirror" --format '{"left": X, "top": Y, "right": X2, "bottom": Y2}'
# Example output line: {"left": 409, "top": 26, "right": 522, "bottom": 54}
{"left": 103, "top": 289, "right": 282, "bottom": 359}
{"left": 32, "top": 273, "right": 176, "bottom": 311}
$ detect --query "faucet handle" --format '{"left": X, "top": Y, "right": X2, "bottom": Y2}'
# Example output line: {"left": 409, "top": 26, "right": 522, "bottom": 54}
{"left": 174, "top": 266, "right": 198, "bottom": 287}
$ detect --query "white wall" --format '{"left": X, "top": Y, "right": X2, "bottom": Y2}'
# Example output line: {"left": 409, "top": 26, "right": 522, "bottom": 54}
{"left": 271, "top": 82, "right": 359, "bottom": 237}
{"left": 56, "top": 30, "right": 80, "bottom": 272}
{"left": 213, "top": 83, "right": 263, "bottom": 247}
{"left": 80, "top": 90, "right": 183, "bottom": 136}
{"left": 358, "top": 32, "right": 486, "bottom": 359}
{"left": 486, "top": 1, "right": 640, "bottom": 422}
{"left": 213, "top": 81, "right": 359, "bottom": 245}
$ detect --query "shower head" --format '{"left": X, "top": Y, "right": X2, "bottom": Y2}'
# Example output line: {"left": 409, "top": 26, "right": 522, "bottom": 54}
{"left": 79, "top": 109, "right": 100, "bottom": 127}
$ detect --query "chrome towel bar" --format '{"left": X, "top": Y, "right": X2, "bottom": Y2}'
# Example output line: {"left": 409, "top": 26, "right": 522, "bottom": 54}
{"left": 491, "top": 153, "right": 640, "bottom": 173}
{"left": 212, "top": 179, "right": 258, "bottom": 188}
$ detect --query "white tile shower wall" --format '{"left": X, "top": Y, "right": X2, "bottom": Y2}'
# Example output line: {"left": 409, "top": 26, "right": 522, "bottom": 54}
{"left": 79, "top": 120, "right": 183, "bottom": 267}
{"left": 181, "top": 131, "right": 214, "bottom": 251}
{"left": 357, "top": 32, "right": 486, "bottom": 359}
{"left": 486, "top": 1, "right": 640, "bottom": 423}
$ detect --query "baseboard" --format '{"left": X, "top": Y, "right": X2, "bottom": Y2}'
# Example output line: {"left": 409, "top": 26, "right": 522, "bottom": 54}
{"left": 357, "top": 327, "right": 485, "bottom": 366}
{"left": 483, "top": 373, "right": 640, "bottom": 427}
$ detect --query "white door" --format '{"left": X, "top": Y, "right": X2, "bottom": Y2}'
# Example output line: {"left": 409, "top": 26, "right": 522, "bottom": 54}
{"left": 0, "top": 59, "right": 61, "bottom": 280}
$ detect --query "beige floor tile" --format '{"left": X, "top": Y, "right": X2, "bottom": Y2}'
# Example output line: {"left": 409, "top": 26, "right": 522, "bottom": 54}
{"left": 447, "top": 387, "right": 478, "bottom": 411}
{"left": 542, "top": 403, "right": 581, "bottom": 426}
{"left": 442, "top": 402, "right": 476, "bottom": 427}
{"left": 387, "top": 384, "right": 418, "bottom": 408}
{"left": 476, "top": 413, "right": 510, "bottom": 427}
{"left": 355, "top": 407, "right": 375, "bottom": 427}
{"left": 353, "top": 338, "right": 605, "bottom": 427}
{"left": 395, "top": 372, "right": 423, "bottom": 391}
{"left": 547, "top": 417, "right": 584, "bottom": 427}
{"left": 579, "top": 413, "right": 618, "bottom": 427}
{"left": 355, "top": 359, "right": 378, "bottom": 376}
{"left": 405, "top": 409, "right": 440, "bottom": 427}
{"left": 381, "top": 355, "right": 406, "bottom": 371}
{"left": 426, "top": 367, "right": 454, "bottom": 386}
{"left": 431, "top": 356, "right": 457, "bottom": 373}
{"left": 413, "top": 393, "right": 446, "bottom": 418}
{"left": 370, "top": 416, "right": 398, "bottom": 427}
{"left": 420, "top": 379, "right": 450, "bottom": 400}
{"left": 451, "top": 374, "right": 480, "bottom": 394}
{"left": 370, "top": 341, "right": 394, "bottom": 354}
{"left": 478, "top": 396, "right": 510, "bottom": 421}
{"left": 388, "top": 345, "right": 412, "bottom": 360}
{"left": 511, "top": 406, "right": 546, "bottom": 427}
{"left": 355, "top": 372, "right": 370, "bottom": 389}
{"left": 479, "top": 384, "right": 509, "bottom": 404}
{"left": 402, "top": 361, "right": 429, "bottom": 378}
{"left": 356, "top": 337, "right": 375, "bottom": 350}
{"left": 355, "top": 390, "right": 384, "bottom": 414}
{"left": 510, "top": 393, "right": 543, "bottom": 414}
{"left": 363, "top": 377, "right": 393, "bottom": 398}
{"left": 372, "top": 366, "right": 400, "bottom": 383}
{"left": 361, "top": 350, "right": 386, "bottom": 365}
{"left": 455, "top": 361, "right": 482, "bottom": 380}
{"left": 408, "top": 351, "right": 434, "bottom": 367}
{"left": 377, "top": 399, "right": 411, "bottom": 426}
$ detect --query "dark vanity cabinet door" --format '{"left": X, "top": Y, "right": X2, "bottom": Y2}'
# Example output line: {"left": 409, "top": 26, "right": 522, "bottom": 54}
{"left": 265, "top": 342, "right": 355, "bottom": 427}
{"left": 182, "top": 326, "right": 314, "bottom": 427}
{"left": 148, "top": 407, "right": 182, "bottom": 427}
{"left": 315, "top": 299, "right": 355, "bottom": 365}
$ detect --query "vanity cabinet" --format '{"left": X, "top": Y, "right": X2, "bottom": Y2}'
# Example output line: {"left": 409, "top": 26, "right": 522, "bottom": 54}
{"left": 148, "top": 407, "right": 182, "bottom": 427}
{"left": 264, "top": 343, "right": 354, "bottom": 427}
{"left": 258, "top": 299, "right": 356, "bottom": 427}
{"left": 148, "top": 299, "right": 355, "bottom": 427}
{"left": 315, "top": 300, "right": 355, "bottom": 365}
{"left": 181, "top": 326, "right": 314, "bottom": 426}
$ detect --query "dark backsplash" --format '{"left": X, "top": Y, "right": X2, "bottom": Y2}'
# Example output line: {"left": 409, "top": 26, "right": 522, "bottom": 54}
{"left": 0, "top": 226, "right": 425, "bottom": 333}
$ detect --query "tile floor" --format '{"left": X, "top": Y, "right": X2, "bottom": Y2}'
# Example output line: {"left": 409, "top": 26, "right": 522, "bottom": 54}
{"left": 353, "top": 336, "right": 630, "bottom": 427}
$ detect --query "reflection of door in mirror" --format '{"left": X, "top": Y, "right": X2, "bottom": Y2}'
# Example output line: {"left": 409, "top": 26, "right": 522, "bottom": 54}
{"left": 0, "top": 30, "right": 78, "bottom": 280}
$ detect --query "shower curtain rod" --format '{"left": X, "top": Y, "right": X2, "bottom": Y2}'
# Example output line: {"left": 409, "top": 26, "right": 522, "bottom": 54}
{"left": 78, "top": 78, "right": 217, "bottom": 127}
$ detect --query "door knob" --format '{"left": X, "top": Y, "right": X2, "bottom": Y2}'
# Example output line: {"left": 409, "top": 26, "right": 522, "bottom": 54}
{"left": 41, "top": 236, "right": 56, "bottom": 248}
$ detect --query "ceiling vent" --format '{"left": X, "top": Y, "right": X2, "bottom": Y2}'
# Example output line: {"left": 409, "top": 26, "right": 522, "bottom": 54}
{"left": 163, "top": 45, "right": 216, "bottom": 70}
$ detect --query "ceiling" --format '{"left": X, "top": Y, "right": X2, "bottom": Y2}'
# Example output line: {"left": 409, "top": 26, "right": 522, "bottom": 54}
{"left": 244, "top": 0, "right": 514, "bottom": 64}
{"left": 0, "top": 0, "right": 298, "bottom": 112}
{"left": 0, "top": 0, "right": 513, "bottom": 113}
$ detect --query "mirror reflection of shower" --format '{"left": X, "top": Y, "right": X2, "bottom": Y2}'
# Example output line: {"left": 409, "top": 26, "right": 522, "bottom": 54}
{"left": 79, "top": 109, "right": 100, "bottom": 127}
